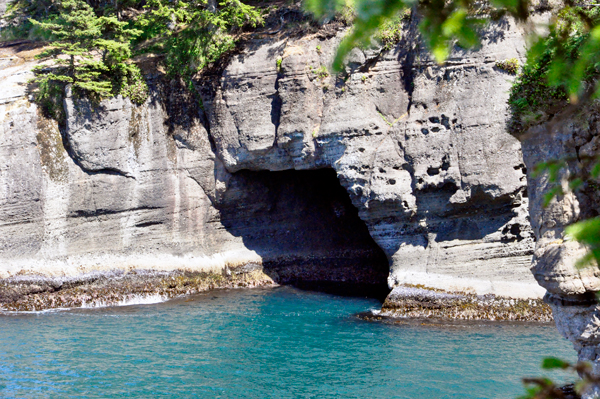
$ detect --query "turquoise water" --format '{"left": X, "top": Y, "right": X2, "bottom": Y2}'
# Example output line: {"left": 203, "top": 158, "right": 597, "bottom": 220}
{"left": 0, "top": 286, "right": 576, "bottom": 398}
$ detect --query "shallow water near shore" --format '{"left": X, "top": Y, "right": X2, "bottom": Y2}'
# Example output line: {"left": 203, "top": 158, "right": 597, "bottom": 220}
{"left": 0, "top": 286, "right": 576, "bottom": 398}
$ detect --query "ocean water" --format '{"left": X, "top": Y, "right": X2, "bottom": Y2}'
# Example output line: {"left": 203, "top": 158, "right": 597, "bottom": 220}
{"left": 0, "top": 286, "right": 577, "bottom": 399}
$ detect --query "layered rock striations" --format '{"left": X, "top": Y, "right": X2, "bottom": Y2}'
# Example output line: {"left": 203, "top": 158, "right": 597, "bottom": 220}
{"left": 200, "top": 18, "right": 539, "bottom": 299}
{"left": 0, "top": 16, "right": 543, "bottom": 311}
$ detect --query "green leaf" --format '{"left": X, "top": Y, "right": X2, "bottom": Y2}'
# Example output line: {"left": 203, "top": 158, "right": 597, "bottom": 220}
{"left": 566, "top": 218, "right": 600, "bottom": 246}
{"left": 541, "top": 357, "right": 570, "bottom": 370}
{"left": 591, "top": 162, "right": 600, "bottom": 178}
{"left": 543, "top": 186, "right": 563, "bottom": 207}
{"left": 569, "top": 178, "right": 584, "bottom": 191}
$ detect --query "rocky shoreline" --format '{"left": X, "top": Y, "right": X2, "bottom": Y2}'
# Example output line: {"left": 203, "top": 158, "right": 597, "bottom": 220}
{"left": 375, "top": 285, "right": 553, "bottom": 322}
{"left": 0, "top": 264, "right": 275, "bottom": 312}
{"left": 1, "top": 271, "right": 553, "bottom": 322}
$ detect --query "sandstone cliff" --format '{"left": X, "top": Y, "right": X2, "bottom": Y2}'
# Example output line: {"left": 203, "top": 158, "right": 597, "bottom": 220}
{"left": 0, "top": 15, "right": 543, "bottom": 310}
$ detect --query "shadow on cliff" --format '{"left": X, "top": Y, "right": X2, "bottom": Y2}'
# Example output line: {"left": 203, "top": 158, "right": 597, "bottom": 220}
{"left": 215, "top": 168, "right": 391, "bottom": 301}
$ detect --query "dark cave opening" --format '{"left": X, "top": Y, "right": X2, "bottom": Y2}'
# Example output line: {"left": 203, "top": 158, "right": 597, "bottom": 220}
{"left": 217, "top": 168, "right": 391, "bottom": 301}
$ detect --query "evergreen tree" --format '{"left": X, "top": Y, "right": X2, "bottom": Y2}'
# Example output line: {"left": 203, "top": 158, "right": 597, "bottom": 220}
{"left": 30, "top": 0, "right": 148, "bottom": 118}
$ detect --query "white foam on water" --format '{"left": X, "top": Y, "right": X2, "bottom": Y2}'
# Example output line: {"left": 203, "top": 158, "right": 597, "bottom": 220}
{"left": 81, "top": 294, "right": 169, "bottom": 309}
{"left": 0, "top": 294, "right": 170, "bottom": 314}
{"left": 0, "top": 307, "right": 73, "bottom": 315}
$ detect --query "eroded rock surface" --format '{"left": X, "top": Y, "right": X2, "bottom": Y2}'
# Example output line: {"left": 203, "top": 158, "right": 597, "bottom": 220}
{"left": 517, "top": 105, "right": 600, "bottom": 379}
{"left": 0, "top": 16, "right": 543, "bottom": 311}
{"left": 201, "top": 17, "right": 539, "bottom": 299}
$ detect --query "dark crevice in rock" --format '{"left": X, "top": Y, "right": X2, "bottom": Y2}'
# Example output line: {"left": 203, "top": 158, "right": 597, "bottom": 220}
{"left": 545, "top": 292, "right": 598, "bottom": 307}
{"left": 58, "top": 121, "right": 135, "bottom": 179}
{"left": 68, "top": 206, "right": 164, "bottom": 218}
{"left": 357, "top": 53, "right": 382, "bottom": 73}
{"left": 270, "top": 70, "right": 283, "bottom": 144}
{"left": 427, "top": 166, "right": 440, "bottom": 176}
{"left": 135, "top": 221, "right": 164, "bottom": 228}
{"left": 215, "top": 168, "right": 391, "bottom": 301}
{"left": 90, "top": 167, "right": 136, "bottom": 179}
{"left": 397, "top": 10, "right": 420, "bottom": 114}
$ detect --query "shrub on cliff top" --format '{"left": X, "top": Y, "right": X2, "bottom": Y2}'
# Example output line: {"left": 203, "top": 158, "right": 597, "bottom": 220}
{"left": 8, "top": 0, "right": 263, "bottom": 117}
{"left": 28, "top": 0, "right": 149, "bottom": 118}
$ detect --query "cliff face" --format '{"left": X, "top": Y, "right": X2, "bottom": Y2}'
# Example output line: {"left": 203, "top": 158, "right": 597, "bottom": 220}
{"left": 0, "top": 16, "right": 543, "bottom": 309}
{"left": 518, "top": 108, "right": 600, "bottom": 376}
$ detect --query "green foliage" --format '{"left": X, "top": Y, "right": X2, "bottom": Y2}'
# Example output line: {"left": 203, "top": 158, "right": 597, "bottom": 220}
{"left": 527, "top": 6, "right": 600, "bottom": 102}
{"left": 374, "top": 12, "right": 407, "bottom": 51}
{"left": 305, "top": 0, "right": 531, "bottom": 71}
{"left": 315, "top": 65, "right": 329, "bottom": 79}
{"left": 518, "top": 358, "right": 600, "bottom": 398}
{"left": 312, "top": 0, "right": 409, "bottom": 71}
{"left": 507, "top": 52, "right": 567, "bottom": 132}
{"left": 566, "top": 218, "right": 600, "bottom": 268}
{"left": 27, "top": 0, "right": 148, "bottom": 119}
{"left": 10, "top": 0, "right": 262, "bottom": 120}
{"left": 541, "top": 357, "right": 570, "bottom": 370}
{"left": 276, "top": 57, "right": 283, "bottom": 72}
{"left": 134, "top": 0, "right": 263, "bottom": 77}
{"left": 508, "top": 7, "right": 600, "bottom": 133}
{"left": 495, "top": 58, "right": 519, "bottom": 74}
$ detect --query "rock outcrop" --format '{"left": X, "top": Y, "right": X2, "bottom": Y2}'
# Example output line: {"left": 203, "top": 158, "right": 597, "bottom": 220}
{"left": 199, "top": 17, "right": 539, "bottom": 298}
{"left": 0, "top": 15, "right": 543, "bottom": 311}
{"left": 517, "top": 105, "right": 600, "bottom": 380}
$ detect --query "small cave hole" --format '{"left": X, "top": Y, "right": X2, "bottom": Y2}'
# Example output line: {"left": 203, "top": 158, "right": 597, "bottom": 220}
{"left": 510, "top": 224, "right": 521, "bottom": 235}
{"left": 441, "top": 115, "right": 451, "bottom": 129}
{"left": 441, "top": 155, "right": 450, "bottom": 171}
{"left": 421, "top": 128, "right": 429, "bottom": 135}
{"left": 427, "top": 166, "right": 440, "bottom": 176}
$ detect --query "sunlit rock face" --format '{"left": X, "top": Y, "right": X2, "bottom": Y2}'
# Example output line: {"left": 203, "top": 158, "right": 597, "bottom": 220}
{"left": 0, "top": 15, "right": 542, "bottom": 309}
{"left": 200, "top": 17, "right": 539, "bottom": 298}
{"left": 517, "top": 108, "right": 600, "bottom": 381}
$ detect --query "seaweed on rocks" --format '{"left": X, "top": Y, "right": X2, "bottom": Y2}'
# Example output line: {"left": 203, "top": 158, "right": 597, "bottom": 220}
{"left": 377, "top": 286, "right": 553, "bottom": 322}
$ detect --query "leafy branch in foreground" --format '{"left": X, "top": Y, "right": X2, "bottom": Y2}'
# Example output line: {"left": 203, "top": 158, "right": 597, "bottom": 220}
{"left": 305, "top": 0, "right": 530, "bottom": 71}
{"left": 519, "top": 358, "right": 600, "bottom": 398}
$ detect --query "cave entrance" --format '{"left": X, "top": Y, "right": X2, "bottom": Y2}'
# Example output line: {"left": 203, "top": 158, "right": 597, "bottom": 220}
{"left": 217, "top": 168, "right": 390, "bottom": 301}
